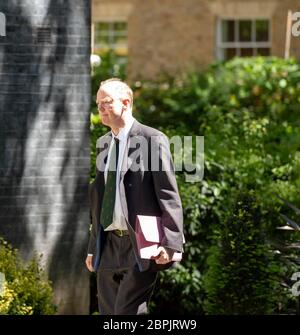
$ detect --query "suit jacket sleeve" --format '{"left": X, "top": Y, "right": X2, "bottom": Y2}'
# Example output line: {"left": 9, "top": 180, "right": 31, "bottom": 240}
{"left": 87, "top": 180, "right": 97, "bottom": 255}
{"left": 87, "top": 143, "right": 101, "bottom": 256}
{"left": 151, "top": 133, "right": 184, "bottom": 252}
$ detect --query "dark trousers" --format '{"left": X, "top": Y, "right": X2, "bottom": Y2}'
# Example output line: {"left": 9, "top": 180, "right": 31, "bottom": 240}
{"left": 97, "top": 231, "right": 157, "bottom": 315}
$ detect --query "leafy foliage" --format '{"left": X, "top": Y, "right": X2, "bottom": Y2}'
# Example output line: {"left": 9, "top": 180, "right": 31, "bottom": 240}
{"left": 202, "top": 192, "right": 289, "bottom": 314}
{"left": 0, "top": 238, "right": 57, "bottom": 315}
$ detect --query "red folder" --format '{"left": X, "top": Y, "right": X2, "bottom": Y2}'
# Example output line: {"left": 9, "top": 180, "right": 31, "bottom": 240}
{"left": 135, "top": 215, "right": 182, "bottom": 261}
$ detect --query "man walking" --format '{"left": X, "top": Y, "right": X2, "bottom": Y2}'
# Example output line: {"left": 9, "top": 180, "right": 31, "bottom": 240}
{"left": 86, "top": 78, "right": 184, "bottom": 315}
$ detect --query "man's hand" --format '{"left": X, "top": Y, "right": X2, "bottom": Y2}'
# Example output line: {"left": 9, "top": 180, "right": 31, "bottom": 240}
{"left": 152, "top": 247, "right": 174, "bottom": 264}
{"left": 85, "top": 255, "right": 94, "bottom": 272}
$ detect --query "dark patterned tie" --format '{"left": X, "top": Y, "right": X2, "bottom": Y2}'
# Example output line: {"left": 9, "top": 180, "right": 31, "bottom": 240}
{"left": 100, "top": 137, "right": 119, "bottom": 229}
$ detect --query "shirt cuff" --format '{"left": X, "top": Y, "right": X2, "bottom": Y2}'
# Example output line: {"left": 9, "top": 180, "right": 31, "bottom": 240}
{"left": 87, "top": 254, "right": 93, "bottom": 256}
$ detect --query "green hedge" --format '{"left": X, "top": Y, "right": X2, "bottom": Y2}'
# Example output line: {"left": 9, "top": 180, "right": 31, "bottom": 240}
{"left": 0, "top": 238, "right": 57, "bottom": 315}
{"left": 202, "top": 191, "right": 290, "bottom": 314}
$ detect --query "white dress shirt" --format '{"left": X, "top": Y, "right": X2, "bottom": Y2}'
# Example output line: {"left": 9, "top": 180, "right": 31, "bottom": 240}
{"left": 104, "top": 116, "right": 135, "bottom": 231}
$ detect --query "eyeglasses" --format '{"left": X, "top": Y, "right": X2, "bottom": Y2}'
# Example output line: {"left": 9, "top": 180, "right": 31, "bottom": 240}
{"left": 97, "top": 98, "right": 112, "bottom": 110}
{"left": 97, "top": 97, "right": 123, "bottom": 110}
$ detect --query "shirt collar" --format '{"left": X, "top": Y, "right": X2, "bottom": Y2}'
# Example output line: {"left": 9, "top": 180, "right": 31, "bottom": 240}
{"left": 112, "top": 115, "right": 135, "bottom": 142}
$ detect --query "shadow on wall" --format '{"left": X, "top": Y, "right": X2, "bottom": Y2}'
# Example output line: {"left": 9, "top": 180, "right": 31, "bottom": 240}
{"left": 0, "top": 0, "right": 91, "bottom": 314}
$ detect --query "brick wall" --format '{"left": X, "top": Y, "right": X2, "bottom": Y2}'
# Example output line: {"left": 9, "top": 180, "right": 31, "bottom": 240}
{"left": 128, "top": 0, "right": 214, "bottom": 80}
{"left": 0, "top": 0, "right": 91, "bottom": 314}
{"left": 93, "top": 0, "right": 300, "bottom": 80}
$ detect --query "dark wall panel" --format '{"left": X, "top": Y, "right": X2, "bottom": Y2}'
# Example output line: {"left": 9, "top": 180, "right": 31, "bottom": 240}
{"left": 0, "top": 0, "right": 91, "bottom": 314}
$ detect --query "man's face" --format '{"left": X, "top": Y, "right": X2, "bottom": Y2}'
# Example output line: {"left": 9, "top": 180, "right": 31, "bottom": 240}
{"left": 96, "top": 85, "right": 127, "bottom": 129}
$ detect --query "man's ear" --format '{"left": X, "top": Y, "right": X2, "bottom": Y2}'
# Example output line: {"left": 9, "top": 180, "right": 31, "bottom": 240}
{"left": 122, "top": 99, "right": 130, "bottom": 109}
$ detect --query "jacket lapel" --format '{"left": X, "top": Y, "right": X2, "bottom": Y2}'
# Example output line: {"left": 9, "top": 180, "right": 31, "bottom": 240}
{"left": 97, "top": 132, "right": 112, "bottom": 174}
{"left": 120, "top": 120, "right": 141, "bottom": 180}
{"left": 119, "top": 120, "right": 142, "bottom": 226}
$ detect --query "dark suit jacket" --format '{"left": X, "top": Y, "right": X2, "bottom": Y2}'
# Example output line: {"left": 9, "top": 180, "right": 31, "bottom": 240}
{"left": 88, "top": 120, "right": 184, "bottom": 272}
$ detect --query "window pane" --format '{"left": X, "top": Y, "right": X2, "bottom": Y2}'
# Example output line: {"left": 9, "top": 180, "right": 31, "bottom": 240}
{"left": 224, "top": 48, "right": 237, "bottom": 60}
{"left": 113, "top": 22, "right": 127, "bottom": 31}
{"left": 94, "top": 21, "right": 128, "bottom": 53}
{"left": 113, "top": 36, "right": 127, "bottom": 45}
{"left": 239, "top": 20, "right": 252, "bottom": 42}
{"left": 95, "top": 34, "right": 109, "bottom": 45}
{"left": 113, "top": 32, "right": 127, "bottom": 38}
{"left": 97, "top": 22, "right": 110, "bottom": 31}
{"left": 257, "top": 48, "right": 270, "bottom": 56}
{"left": 240, "top": 48, "right": 254, "bottom": 57}
{"left": 256, "top": 20, "right": 269, "bottom": 42}
{"left": 222, "top": 20, "right": 235, "bottom": 42}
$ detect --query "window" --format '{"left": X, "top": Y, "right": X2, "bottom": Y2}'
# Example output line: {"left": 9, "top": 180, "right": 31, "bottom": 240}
{"left": 93, "top": 21, "right": 128, "bottom": 55}
{"left": 217, "top": 19, "right": 270, "bottom": 61}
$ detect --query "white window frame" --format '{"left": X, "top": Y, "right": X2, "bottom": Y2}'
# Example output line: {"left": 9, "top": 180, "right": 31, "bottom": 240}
{"left": 216, "top": 17, "right": 271, "bottom": 61}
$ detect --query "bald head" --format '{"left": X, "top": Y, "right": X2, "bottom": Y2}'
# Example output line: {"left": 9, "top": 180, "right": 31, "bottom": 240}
{"left": 99, "top": 78, "right": 133, "bottom": 108}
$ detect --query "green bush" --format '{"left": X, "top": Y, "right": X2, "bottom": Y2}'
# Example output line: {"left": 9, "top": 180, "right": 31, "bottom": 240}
{"left": 202, "top": 192, "right": 290, "bottom": 314}
{"left": 0, "top": 238, "right": 57, "bottom": 315}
